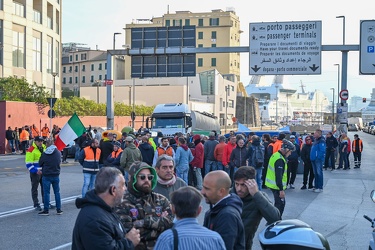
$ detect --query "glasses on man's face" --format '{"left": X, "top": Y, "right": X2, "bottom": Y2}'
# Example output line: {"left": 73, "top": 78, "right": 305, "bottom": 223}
{"left": 161, "top": 165, "right": 174, "bottom": 170}
{"left": 138, "top": 174, "right": 154, "bottom": 181}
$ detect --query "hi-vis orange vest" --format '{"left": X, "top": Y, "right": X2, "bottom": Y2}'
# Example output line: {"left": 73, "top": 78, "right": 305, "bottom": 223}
{"left": 111, "top": 148, "right": 123, "bottom": 158}
{"left": 41, "top": 127, "right": 50, "bottom": 137}
{"left": 157, "top": 146, "right": 173, "bottom": 157}
{"left": 83, "top": 147, "right": 101, "bottom": 162}
{"left": 352, "top": 139, "right": 363, "bottom": 152}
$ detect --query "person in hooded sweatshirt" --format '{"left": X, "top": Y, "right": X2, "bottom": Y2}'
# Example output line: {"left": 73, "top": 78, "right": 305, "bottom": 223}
{"left": 38, "top": 139, "right": 62, "bottom": 215}
{"left": 138, "top": 136, "right": 154, "bottom": 166}
{"left": 175, "top": 137, "right": 194, "bottom": 184}
{"left": 202, "top": 170, "right": 245, "bottom": 250}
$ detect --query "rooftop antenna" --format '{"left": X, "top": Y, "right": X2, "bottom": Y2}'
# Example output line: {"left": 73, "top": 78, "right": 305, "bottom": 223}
{"left": 299, "top": 80, "right": 306, "bottom": 94}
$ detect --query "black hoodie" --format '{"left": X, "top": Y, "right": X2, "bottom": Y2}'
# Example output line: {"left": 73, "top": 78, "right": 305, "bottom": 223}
{"left": 72, "top": 190, "right": 134, "bottom": 250}
{"left": 203, "top": 193, "right": 245, "bottom": 250}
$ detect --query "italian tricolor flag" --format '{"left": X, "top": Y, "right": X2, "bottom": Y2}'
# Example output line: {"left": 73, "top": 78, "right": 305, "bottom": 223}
{"left": 55, "top": 114, "right": 86, "bottom": 151}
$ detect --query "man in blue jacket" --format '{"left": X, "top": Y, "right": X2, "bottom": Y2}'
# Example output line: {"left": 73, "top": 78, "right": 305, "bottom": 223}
{"left": 310, "top": 129, "right": 326, "bottom": 193}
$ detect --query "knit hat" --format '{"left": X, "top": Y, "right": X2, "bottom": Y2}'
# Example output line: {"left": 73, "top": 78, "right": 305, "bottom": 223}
{"left": 282, "top": 139, "right": 296, "bottom": 151}
{"left": 128, "top": 161, "right": 157, "bottom": 191}
{"left": 193, "top": 134, "right": 201, "bottom": 141}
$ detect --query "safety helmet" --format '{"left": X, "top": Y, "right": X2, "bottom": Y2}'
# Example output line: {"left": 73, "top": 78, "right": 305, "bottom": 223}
{"left": 282, "top": 139, "right": 295, "bottom": 151}
{"left": 258, "top": 219, "right": 330, "bottom": 250}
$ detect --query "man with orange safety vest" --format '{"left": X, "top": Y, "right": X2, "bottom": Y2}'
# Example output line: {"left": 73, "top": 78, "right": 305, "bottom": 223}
{"left": 41, "top": 123, "right": 50, "bottom": 139}
{"left": 352, "top": 134, "right": 363, "bottom": 169}
{"left": 79, "top": 139, "right": 101, "bottom": 197}
{"left": 152, "top": 137, "right": 175, "bottom": 167}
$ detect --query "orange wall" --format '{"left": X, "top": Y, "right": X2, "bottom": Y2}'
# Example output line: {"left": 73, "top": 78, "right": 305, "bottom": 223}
{"left": 0, "top": 101, "right": 145, "bottom": 154}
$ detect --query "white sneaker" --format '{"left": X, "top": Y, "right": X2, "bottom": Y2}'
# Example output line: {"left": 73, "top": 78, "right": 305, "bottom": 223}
{"left": 314, "top": 189, "right": 322, "bottom": 193}
{"left": 289, "top": 184, "right": 295, "bottom": 189}
{"left": 308, "top": 187, "right": 315, "bottom": 191}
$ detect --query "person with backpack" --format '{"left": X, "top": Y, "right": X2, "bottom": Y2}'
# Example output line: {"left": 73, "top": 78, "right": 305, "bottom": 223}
{"left": 247, "top": 135, "right": 265, "bottom": 190}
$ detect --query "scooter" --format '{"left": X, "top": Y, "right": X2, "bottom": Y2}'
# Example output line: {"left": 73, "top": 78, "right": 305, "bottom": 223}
{"left": 363, "top": 190, "right": 375, "bottom": 250}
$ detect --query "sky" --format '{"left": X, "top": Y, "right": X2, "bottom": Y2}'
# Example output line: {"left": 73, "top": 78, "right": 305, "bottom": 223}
{"left": 62, "top": 0, "right": 375, "bottom": 102}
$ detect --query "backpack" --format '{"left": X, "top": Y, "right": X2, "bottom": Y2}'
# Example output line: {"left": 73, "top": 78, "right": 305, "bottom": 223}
{"left": 252, "top": 145, "right": 264, "bottom": 168}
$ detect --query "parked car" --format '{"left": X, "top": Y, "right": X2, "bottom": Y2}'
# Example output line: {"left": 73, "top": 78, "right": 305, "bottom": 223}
{"left": 65, "top": 141, "right": 77, "bottom": 158}
{"left": 348, "top": 124, "right": 358, "bottom": 131}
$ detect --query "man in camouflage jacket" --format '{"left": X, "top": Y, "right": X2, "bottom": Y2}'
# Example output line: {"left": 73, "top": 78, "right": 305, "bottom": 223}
{"left": 116, "top": 161, "right": 174, "bottom": 250}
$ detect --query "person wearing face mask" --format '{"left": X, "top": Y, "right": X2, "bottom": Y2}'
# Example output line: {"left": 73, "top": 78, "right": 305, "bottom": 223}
{"left": 116, "top": 161, "right": 174, "bottom": 250}
{"left": 300, "top": 136, "right": 315, "bottom": 190}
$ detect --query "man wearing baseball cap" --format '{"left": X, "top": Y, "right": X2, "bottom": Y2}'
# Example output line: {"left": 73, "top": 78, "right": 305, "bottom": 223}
{"left": 120, "top": 136, "right": 142, "bottom": 182}
{"left": 116, "top": 161, "right": 174, "bottom": 249}
{"left": 265, "top": 139, "right": 295, "bottom": 218}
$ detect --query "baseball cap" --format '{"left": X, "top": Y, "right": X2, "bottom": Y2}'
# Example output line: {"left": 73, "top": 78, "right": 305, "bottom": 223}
{"left": 290, "top": 135, "right": 295, "bottom": 139}
{"left": 125, "top": 136, "right": 134, "bottom": 142}
{"left": 34, "top": 136, "right": 44, "bottom": 142}
{"left": 282, "top": 139, "right": 295, "bottom": 151}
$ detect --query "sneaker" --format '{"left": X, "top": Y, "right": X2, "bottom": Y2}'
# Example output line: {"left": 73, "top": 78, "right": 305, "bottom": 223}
{"left": 301, "top": 185, "right": 307, "bottom": 190}
{"left": 56, "top": 209, "right": 63, "bottom": 215}
{"left": 62, "top": 161, "right": 68, "bottom": 164}
{"left": 314, "top": 189, "right": 322, "bottom": 193}
{"left": 34, "top": 205, "right": 42, "bottom": 211}
{"left": 289, "top": 184, "right": 295, "bottom": 189}
{"left": 48, "top": 204, "right": 55, "bottom": 209}
{"left": 38, "top": 210, "right": 49, "bottom": 216}
{"left": 308, "top": 187, "right": 315, "bottom": 191}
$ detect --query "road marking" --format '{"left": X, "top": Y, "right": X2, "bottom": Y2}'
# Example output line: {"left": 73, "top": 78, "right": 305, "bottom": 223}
{"left": 0, "top": 195, "right": 80, "bottom": 219}
{"left": 50, "top": 242, "right": 72, "bottom": 250}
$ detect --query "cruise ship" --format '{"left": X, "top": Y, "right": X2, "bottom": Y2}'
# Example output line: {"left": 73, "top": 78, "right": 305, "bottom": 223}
{"left": 245, "top": 75, "right": 331, "bottom": 125}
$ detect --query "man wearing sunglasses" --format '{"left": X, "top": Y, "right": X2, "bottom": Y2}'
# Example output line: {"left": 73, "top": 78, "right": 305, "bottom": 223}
{"left": 116, "top": 161, "right": 174, "bottom": 249}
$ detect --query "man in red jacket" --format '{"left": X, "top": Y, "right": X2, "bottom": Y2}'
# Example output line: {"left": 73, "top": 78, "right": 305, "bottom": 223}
{"left": 222, "top": 135, "right": 237, "bottom": 175}
{"left": 190, "top": 134, "right": 204, "bottom": 190}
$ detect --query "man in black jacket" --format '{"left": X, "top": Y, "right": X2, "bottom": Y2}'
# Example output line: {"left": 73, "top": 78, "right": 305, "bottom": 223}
{"left": 5, "top": 126, "right": 16, "bottom": 154}
{"left": 72, "top": 167, "right": 140, "bottom": 250}
{"left": 324, "top": 132, "right": 338, "bottom": 170}
{"left": 202, "top": 170, "right": 245, "bottom": 250}
{"left": 38, "top": 140, "right": 62, "bottom": 215}
{"left": 232, "top": 166, "right": 280, "bottom": 250}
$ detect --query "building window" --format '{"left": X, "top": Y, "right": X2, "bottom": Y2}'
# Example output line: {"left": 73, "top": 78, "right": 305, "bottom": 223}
{"left": 211, "top": 31, "right": 217, "bottom": 39}
{"left": 75, "top": 54, "right": 78, "bottom": 61}
{"left": 81, "top": 53, "right": 86, "bottom": 60}
{"left": 198, "top": 32, "right": 203, "bottom": 39}
{"left": 211, "top": 44, "right": 216, "bottom": 47}
{"left": 12, "top": 29, "right": 25, "bottom": 68}
{"left": 211, "top": 58, "right": 216, "bottom": 67}
{"left": 82, "top": 76, "right": 85, "bottom": 83}
{"left": 198, "top": 58, "right": 203, "bottom": 67}
{"left": 69, "top": 77, "right": 72, "bottom": 83}
{"left": 209, "top": 18, "right": 219, "bottom": 26}
{"left": 91, "top": 64, "right": 94, "bottom": 71}
{"left": 99, "top": 75, "right": 102, "bottom": 80}
{"left": 82, "top": 65, "right": 85, "bottom": 71}
{"left": 13, "top": 1, "right": 25, "bottom": 17}
{"left": 69, "top": 66, "right": 72, "bottom": 72}
{"left": 62, "top": 77, "right": 66, "bottom": 84}
{"left": 55, "top": 41, "right": 59, "bottom": 72}
{"left": 69, "top": 55, "right": 72, "bottom": 61}
{"left": 198, "top": 44, "right": 203, "bottom": 48}
{"left": 46, "top": 36, "right": 53, "bottom": 73}
{"left": 33, "top": 9, "right": 41, "bottom": 24}
{"left": 198, "top": 19, "right": 203, "bottom": 27}
{"left": 90, "top": 75, "right": 94, "bottom": 82}
{"left": 47, "top": 16, "right": 52, "bottom": 29}
{"left": 173, "top": 19, "right": 182, "bottom": 26}
{"left": 165, "top": 20, "right": 170, "bottom": 26}
{"left": 105, "top": 63, "right": 107, "bottom": 70}
{"left": 62, "top": 66, "right": 66, "bottom": 73}
{"left": 75, "top": 77, "right": 78, "bottom": 83}
{"left": 185, "top": 19, "right": 190, "bottom": 26}
{"left": 32, "top": 35, "right": 41, "bottom": 71}
{"left": 75, "top": 65, "right": 78, "bottom": 72}
{"left": 98, "top": 63, "right": 102, "bottom": 70}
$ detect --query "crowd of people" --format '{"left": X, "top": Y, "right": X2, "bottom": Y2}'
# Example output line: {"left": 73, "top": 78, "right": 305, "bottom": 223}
{"left": 15, "top": 124, "right": 363, "bottom": 250}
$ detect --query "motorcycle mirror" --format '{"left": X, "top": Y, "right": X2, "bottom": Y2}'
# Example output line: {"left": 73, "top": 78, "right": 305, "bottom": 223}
{"left": 371, "top": 190, "right": 375, "bottom": 203}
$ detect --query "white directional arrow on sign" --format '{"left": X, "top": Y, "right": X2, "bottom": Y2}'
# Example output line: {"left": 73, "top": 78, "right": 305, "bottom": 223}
{"left": 339, "top": 89, "right": 349, "bottom": 100}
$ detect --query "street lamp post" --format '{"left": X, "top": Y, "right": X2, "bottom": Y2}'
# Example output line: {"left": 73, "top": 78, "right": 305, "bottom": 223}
{"left": 330, "top": 88, "right": 335, "bottom": 131}
{"left": 334, "top": 64, "right": 340, "bottom": 104}
{"left": 225, "top": 86, "right": 229, "bottom": 134}
{"left": 52, "top": 72, "right": 58, "bottom": 97}
{"left": 275, "top": 83, "right": 279, "bottom": 124}
{"left": 95, "top": 80, "right": 100, "bottom": 103}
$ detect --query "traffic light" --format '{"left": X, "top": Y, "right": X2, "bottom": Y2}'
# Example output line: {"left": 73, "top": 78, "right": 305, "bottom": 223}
{"left": 363, "top": 98, "right": 367, "bottom": 103}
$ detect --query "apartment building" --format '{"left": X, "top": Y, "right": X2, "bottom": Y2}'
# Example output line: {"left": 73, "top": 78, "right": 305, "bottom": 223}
{"left": 61, "top": 47, "right": 125, "bottom": 95}
{"left": 0, "top": 0, "right": 61, "bottom": 96}
{"left": 124, "top": 8, "right": 242, "bottom": 82}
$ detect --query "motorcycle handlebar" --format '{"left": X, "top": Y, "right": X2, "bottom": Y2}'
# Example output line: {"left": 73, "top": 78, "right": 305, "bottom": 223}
{"left": 364, "top": 215, "right": 372, "bottom": 222}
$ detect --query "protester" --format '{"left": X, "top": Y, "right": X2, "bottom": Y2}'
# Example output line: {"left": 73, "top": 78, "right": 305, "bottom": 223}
{"left": 352, "top": 134, "right": 363, "bottom": 169}
{"left": 204, "top": 132, "right": 219, "bottom": 175}
{"left": 300, "top": 136, "right": 315, "bottom": 190}
{"left": 5, "top": 126, "right": 16, "bottom": 154}
{"left": 106, "top": 141, "right": 124, "bottom": 173}
{"left": 175, "top": 137, "right": 194, "bottom": 184}
{"left": 154, "top": 186, "right": 226, "bottom": 250}
{"left": 120, "top": 136, "right": 143, "bottom": 182}
{"left": 190, "top": 134, "right": 204, "bottom": 190}
{"left": 202, "top": 170, "right": 245, "bottom": 250}
{"left": 72, "top": 167, "right": 140, "bottom": 249}
{"left": 310, "top": 129, "right": 326, "bottom": 193}
{"left": 152, "top": 137, "right": 175, "bottom": 166}
{"left": 324, "top": 132, "right": 338, "bottom": 170}
{"left": 79, "top": 139, "right": 101, "bottom": 197}
{"left": 38, "top": 139, "right": 63, "bottom": 215}
{"left": 139, "top": 136, "right": 155, "bottom": 166}
{"left": 286, "top": 135, "right": 300, "bottom": 189}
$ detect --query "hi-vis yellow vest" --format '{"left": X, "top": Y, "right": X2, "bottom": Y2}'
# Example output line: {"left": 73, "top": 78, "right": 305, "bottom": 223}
{"left": 265, "top": 152, "right": 287, "bottom": 190}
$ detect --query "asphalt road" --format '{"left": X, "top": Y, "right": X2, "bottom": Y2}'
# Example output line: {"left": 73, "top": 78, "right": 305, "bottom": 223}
{"left": 0, "top": 131, "right": 374, "bottom": 249}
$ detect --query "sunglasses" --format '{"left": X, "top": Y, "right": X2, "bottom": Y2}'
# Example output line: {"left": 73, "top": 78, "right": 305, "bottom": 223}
{"left": 138, "top": 174, "right": 154, "bottom": 181}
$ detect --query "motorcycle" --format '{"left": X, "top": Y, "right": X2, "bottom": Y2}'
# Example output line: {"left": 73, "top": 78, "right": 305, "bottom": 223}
{"left": 364, "top": 190, "right": 375, "bottom": 250}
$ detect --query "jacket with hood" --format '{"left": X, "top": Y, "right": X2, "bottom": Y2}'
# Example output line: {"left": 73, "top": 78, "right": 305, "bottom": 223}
{"left": 229, "top": 143, "right": 248, "bottom": 168}
{"left": 204, "top": 137, "right": 219, "bottom": 161}
{"left": 230, "top": 188, "right": 280, "bottom": 250}
{"left": 72, "top": 190, "right": 134, "bottom": 250}
{"left": 138, "top": 142, "right": 154, "bottom": 166}
{"left": 310, "top": 136, "right": 326, "bottom": 161}
{"left": 116, "top": 163, "right": 174, "bottom": 250}
{"left": 190, "top": 139, "right": 204, "bottom": 168}
{"left": 203, "top": 193, "right": 245, "bottom": 250}
{"left": 39, "top": 145, "right": 61, "bottom": 177}
{"left": 120, "top": 143, "right": 143, "bottom": 172}
{"left": 99, "top": 139, "right": 114, "bottom": 165}
{"left": 247, "top": 139, "right": 265, "bottom": 168}
{"left": 175, "top": 144, "right": 194, "bottom": 172}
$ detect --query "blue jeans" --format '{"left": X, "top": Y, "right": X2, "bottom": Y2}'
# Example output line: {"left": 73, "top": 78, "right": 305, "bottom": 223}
{"left": 82, "top": 173, "right": 96, "bottom": 197}
{"left": 311, "top": 160, "right": 323, "bottom": 189}
{"left": 8, "top": 139, "right": 15, "bottom": 153}
{"left": 75, "top": 147, "right": 80, "bottom": 161}
{"left": 216, "top": 162, "right": 224, "bottom": 171}
{"left": 255, "top": 167, "right": 263, "bottom": 190}
{"left": 176, "top": 169, "right": 188, "bottom": 184}
{"left": 42, "top": 176, "right": 61, "bottom": 211}
{"left": 204, "top": 160, "right": 218, "bottom": 175}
